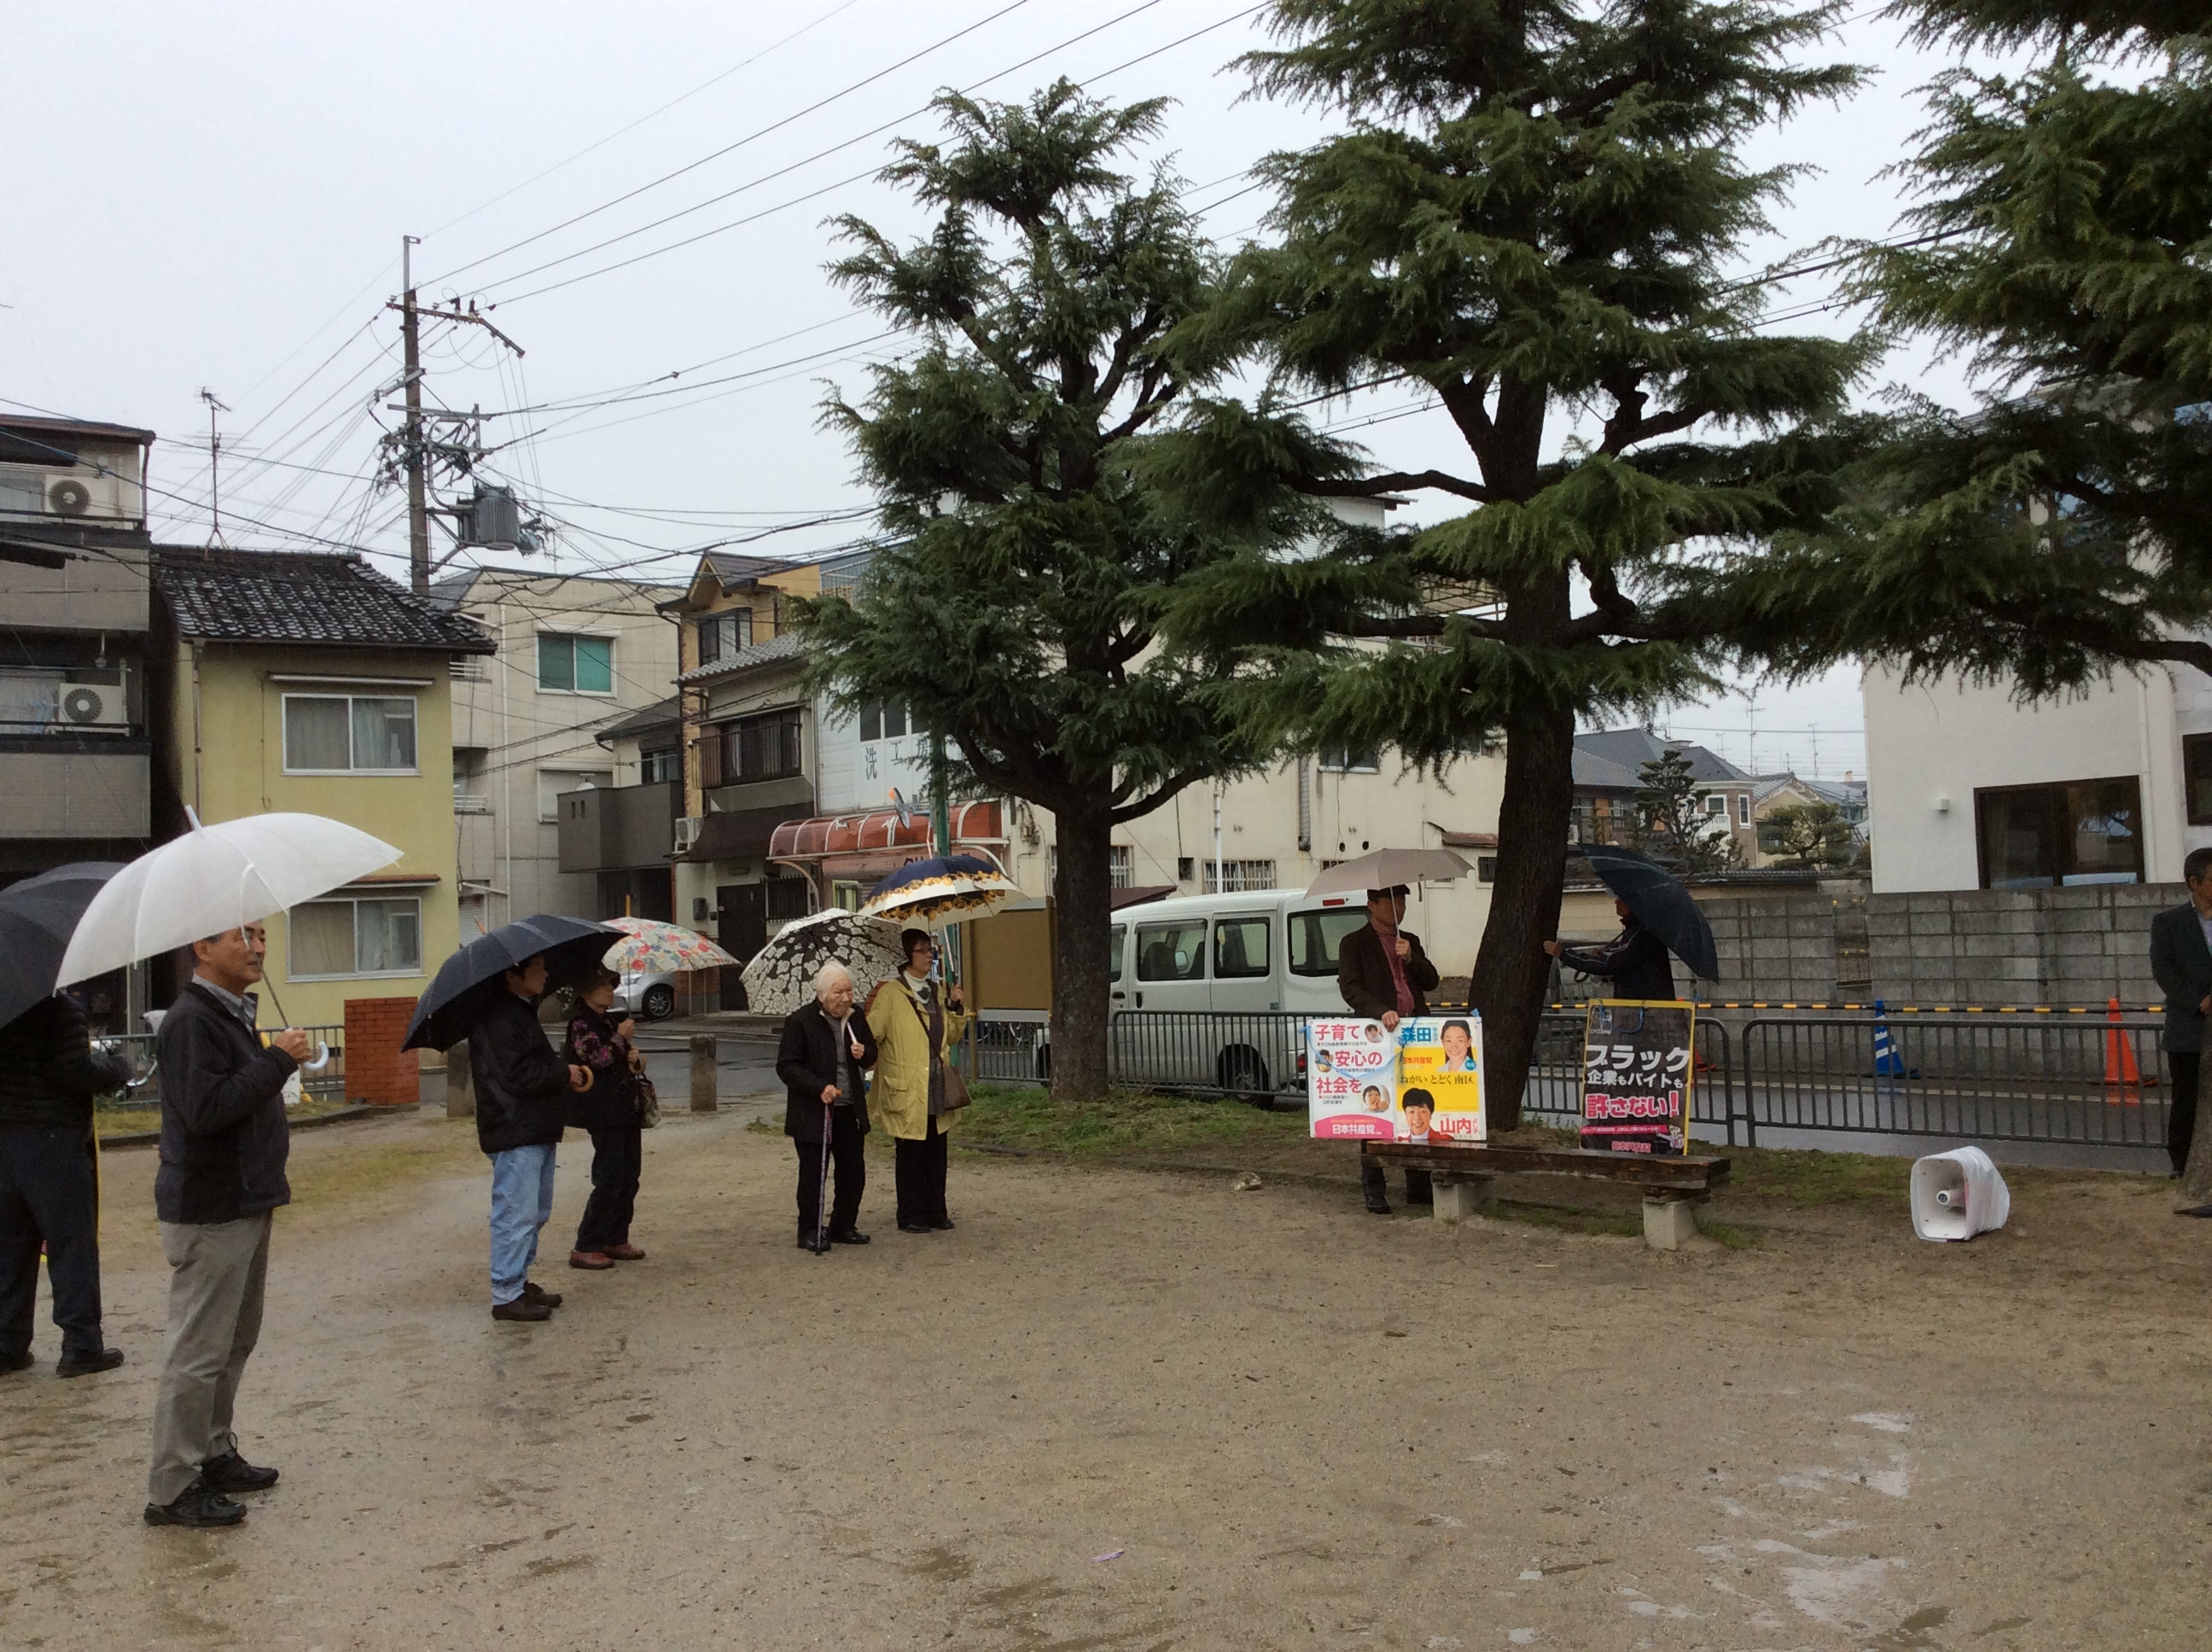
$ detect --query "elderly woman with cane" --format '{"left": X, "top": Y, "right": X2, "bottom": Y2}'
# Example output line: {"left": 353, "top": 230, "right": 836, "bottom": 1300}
{"left": 865, "top": 928, "right": 967, "bottom": 1235}
{"left": 776, "top": 963, "right": 879, "bottom": 1254}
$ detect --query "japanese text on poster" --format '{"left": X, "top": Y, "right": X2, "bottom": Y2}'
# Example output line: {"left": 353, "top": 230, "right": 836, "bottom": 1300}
{"left": 1308, "top": 1015, "right": 1487, "bottom": 1143}
{"left": 1579, "top": 1000, "right": 1694, "bottom": 1155}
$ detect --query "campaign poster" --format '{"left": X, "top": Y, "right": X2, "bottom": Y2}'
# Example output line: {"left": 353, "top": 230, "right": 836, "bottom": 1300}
{"left": 1307, "top": 1017, "right": 1398, "bottom": 1139}
{"left": 1580, "top": 1000, "right": 1694, "bottom": 1155}
{"left": 1395, "top": 1015, "right": 1486, "bottom": 1143}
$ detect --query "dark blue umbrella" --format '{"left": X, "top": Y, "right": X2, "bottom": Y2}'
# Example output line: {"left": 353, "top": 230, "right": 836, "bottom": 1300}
{"left": 0, "top": 863, "right": 126, "bottom": 1029}
{"left": 857, "top": 852, "right": 1019, "bottom": 924}
{"left": 402, "top": 913, "right": 621, "bottom": 1052}
{"left": 1574, "top": 843, "right": 1720, "bottom": 982}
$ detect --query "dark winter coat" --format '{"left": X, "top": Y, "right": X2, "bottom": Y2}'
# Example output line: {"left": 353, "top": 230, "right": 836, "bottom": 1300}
{"left": 1336, "top": 922, "right": 1440, "bottom": 1021}
{"left": 469, "top": 990, "right": 572, "bottom": 1155}
{"left": 563, "top": 1004, "right": 639, "bottom": 1132}
{"left": 0, "top": 995, "right": 128, "bottom": 1131}
{"left": 2150, "top": 901, "right": 2212, "bottom": 1053}
{"left": 1559, "top": 920, "right": 1678, "bottom": 1003}
{"left": 154, "top": 980, "right": 300, "bottom": 1224}
{"left": 776, "top": 999, "right": 879, "bottom": 1144}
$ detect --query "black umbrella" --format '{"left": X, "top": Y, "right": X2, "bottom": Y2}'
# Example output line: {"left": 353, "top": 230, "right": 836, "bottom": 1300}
{"left": 1574, "top": 843, "right": 1720, "bottom": 983}
{"left": 0, "top": 863, "right": 126, "bottom": 1029}
{"left": 402, "top": 914, "right": 621, "bottom": 1053}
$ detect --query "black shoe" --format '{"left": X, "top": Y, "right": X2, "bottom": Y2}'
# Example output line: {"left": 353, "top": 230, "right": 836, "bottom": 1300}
{"left": 144, "top": 1482, "right": 247, "bottom": 1528}
{"left": 927, "top": 1215, "right": 955, "bottom": 1230}
{"left": 521, "top": 1281, "right": 563, "bottom": 1309}
{"left": 897, "top": 1219, "right": 933, "bottom": 1234}
{"left": 828, "top": 1227, "right": 871, "bottom": 1245}
{"left": 2176, "top": 1203, "right": 2212, "bottom": 1219}
{"left": 1, "top": 1350, "right": 32, "bottom": 1376}
{"left": 56, "top": 1347, "right": 125, "bottom": 1378}
{"left": 796, "top": 1233, "right": 831, "bottom": 1254}
{"left": 492, "top": 1297, "right": 553, "bottom": 1322}
{"left": 1365, "top": 1197, "right": 1391, "bottom": 1215}
{"left": 200, "top": 1449, "right": 279, "bottom": 1493}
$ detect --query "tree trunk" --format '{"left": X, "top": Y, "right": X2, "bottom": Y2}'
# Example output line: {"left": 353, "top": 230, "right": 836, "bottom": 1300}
{"left": 2180, "top": 1053, "right": 2212, "bottom": 1207}
{"left": 1051, "top": 800, "right": 1116, "bottom": 1103}
{"left": 1470, "top": 701, "right": 1577, "bottom": 1131}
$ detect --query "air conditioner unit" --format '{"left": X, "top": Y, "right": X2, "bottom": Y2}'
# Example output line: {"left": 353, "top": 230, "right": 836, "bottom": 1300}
{"left": 55, "top": 683, "right": 130, "bottom": 733}
{"left": 673, "top": 816, "right": 704, "bottom": 855}
{"left": 45, "top": 472, "right": 115, "bottom": 518}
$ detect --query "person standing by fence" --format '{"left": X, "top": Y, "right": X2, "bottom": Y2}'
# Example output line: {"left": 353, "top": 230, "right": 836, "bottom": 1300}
{"left": 0, "top": 992, "right": 130, "bottom": 1379}
{"left": 2149, "top": 846, "right": 2212, "bottom": 1178}
{"left": 1336, "top": 886, "right": 1438, "bottom": 1214}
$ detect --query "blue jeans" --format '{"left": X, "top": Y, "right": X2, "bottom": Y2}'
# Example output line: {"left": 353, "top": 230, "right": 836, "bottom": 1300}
{"left": 489, "top": 1144, "right": 557, "bottom": 1306}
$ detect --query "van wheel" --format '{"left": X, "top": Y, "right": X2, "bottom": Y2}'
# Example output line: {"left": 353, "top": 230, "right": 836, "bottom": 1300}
{"left": 1219, "top": 1047, "right": 1271, "bottom": 1108}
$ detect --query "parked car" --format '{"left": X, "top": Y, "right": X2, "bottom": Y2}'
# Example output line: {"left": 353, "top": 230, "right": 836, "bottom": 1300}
{"left": 614, "top": 966, "right": 678, "bottom": 1021}
{"left": 1027, "top": 888, "right": 1384, "bottom": 1105}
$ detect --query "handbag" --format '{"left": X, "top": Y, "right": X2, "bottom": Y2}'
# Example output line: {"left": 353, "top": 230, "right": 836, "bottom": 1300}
{"left": 633, "top": 1072, "right": 661, "bottom": 1129}
{"left": 907, "top": 984, "right": 972, "bottom": 1113}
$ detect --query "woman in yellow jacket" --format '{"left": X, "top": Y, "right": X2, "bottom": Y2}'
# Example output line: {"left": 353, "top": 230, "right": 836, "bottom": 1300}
{"left": 864, "top": 928, "right": 967, "bottom": 1234}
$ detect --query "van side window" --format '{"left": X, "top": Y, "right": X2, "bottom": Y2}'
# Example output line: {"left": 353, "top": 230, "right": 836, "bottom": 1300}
{"left": 1288, "top": 909, "right": 1371, "bottom": 976}
{"left": 1135, "top": 922, "right": 1207, "bottom": 981}
{"left": 1214, "top": 916, "right": 1270, "bottom": 979}
{"left": 1109, "top": 925, "right": 1126, "bottom": 981}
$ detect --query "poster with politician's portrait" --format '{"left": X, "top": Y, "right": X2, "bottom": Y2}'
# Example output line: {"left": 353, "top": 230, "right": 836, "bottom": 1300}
{"left": 1394, "top": 1015, "right": 1485, "bottom": 1143}
{"left": 1307, "top": 1017, "right": 1398, "bottom": 1138}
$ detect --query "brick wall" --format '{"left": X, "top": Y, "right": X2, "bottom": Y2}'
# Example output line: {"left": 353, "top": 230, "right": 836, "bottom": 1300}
{"left": 342, "top": 996, "right": 420, "bottom": 1107}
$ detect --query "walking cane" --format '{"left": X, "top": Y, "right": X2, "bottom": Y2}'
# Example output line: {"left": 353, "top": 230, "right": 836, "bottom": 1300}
{"left": 815, "top": 1091, "right": 834, "bottom": 1254}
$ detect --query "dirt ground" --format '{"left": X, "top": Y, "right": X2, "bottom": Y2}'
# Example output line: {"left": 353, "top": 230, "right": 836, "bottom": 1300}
{"left": 3, "top": 1100, "right": 2209, "bottom": 1651}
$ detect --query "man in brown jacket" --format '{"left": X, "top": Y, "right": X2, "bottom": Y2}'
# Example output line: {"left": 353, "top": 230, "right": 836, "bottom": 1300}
{"left": 1336, "top": 887, "right": 1440, "bottom": 1213}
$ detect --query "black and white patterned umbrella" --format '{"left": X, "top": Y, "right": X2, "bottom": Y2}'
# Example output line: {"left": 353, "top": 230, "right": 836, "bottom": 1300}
{"left": 739, "top": 910, "right": 909, "bottom": 1018}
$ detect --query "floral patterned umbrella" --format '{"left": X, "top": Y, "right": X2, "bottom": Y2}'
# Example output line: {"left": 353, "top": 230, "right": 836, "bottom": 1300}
{"left": 739, "top": 909, "right": 909, "bottom": 1019}
{"left": 601, "top": 916, "right": 741, "bottom": 974}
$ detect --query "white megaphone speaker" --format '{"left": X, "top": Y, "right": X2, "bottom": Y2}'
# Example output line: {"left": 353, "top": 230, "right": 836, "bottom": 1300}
{"left": 1910, "top": 1145, "right": 2011, "bottom": 1242}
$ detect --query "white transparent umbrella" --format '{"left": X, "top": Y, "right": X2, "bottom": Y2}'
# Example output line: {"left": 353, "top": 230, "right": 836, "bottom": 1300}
{"left": 58, "top": 811, "right": 401, "bottom": 1050}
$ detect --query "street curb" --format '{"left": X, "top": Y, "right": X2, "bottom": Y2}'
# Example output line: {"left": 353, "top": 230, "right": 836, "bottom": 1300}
{"left": 98, "top": 1102, "right": 418, "bottom": 1152}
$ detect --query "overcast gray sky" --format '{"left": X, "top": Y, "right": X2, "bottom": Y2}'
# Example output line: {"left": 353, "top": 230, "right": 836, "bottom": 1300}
{"left": 3, "top": 1, "right": 1991, "bottom": 779}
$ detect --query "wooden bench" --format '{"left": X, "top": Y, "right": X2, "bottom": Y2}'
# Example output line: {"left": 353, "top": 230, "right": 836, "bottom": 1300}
{"left": 1361, "top": 1143, "right": 1732, "bottom": 1250}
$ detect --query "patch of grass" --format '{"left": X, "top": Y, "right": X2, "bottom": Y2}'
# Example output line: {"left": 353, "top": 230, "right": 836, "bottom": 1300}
{"left": 1722, "top": 1143, "right": 1912, "bottom": 1207}
{"left": 1699, "top": 1220, "right": 1757, "bottom": 1249}
{"left": 957, "top": 1084, "right": 1309, "bottom": 1157}
{"left": 95, "top": 1095, "right": 355, "bottom": 1139}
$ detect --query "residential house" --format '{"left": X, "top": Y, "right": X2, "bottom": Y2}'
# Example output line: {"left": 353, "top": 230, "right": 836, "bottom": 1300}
{"left": 1751, "top": 771, "right": 1869, "bottom": 860}
{"left": 568, "top": 693, "right": 684, "bottom": 921}
{"left": 1571, "top": 727, "right": 1760, "bottom": 864}
{"left": 1862, "top": 665, "right": 2194, "bottom": 891}
{"left": 150, "top": 546, "right": 495, "bottom": 1029}
{"left": 0, "top": 414, "right": 159, "bottom": 1030}
{"left": 430, "top": 567, "right": 683, "bottom": 934}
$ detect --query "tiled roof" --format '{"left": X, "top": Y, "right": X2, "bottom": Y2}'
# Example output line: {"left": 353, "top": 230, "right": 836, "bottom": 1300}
{"left": 677, "top": 628, "right": 806, "bottom": 684}
{"left": 1575, "top": 726, "right": 1749, "bottom": 786}
{"left": 154, "top": 547, "right": 496, "bottom": 654}
{"left": 705, "top": 550, "right": 795, "bottom": 589}
{"left": 598, "top": 694, "right": 683, "bottom": 741}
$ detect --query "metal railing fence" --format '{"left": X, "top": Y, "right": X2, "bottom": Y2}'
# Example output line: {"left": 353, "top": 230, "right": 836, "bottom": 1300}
{"left": 969, "top": 1007, "right": 2172, "bottom": 1161}
{"left": 96, "top": 1025, "right": 351, "bottom": 1108}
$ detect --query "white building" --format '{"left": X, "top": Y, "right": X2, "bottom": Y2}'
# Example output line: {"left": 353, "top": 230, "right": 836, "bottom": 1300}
{"left": 432, "top": 567, "right": 684, "bottom": 932}
{"left": 1861, "top": 662, "right": 2209, "bottom": 892}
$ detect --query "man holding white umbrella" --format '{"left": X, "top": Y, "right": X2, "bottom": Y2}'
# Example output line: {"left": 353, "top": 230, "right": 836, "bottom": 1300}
{"left": 143, "top": 922, "right": 310, "bottom": 1528}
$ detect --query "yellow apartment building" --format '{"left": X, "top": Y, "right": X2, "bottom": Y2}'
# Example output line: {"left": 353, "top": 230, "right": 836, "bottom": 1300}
{"left": 151, "top": 547, "right": 497, "bottom": 1030}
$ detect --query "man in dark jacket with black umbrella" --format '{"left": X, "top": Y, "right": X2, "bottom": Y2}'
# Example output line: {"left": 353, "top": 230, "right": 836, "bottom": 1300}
{"left": 144, "top": 922, "right": 310, "bottom": 1530}
{"left": 0, "top": 992, "right": 130, "bottom": 1379}
{"left": 469, "top": 954, "right": 587, "bottom": 1323}
{"left": 1545, "top": 899, "right": 1679, "bottom": 1002}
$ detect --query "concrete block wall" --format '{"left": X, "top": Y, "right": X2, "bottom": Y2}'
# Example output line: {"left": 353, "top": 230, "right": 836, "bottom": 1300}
{"left": 1865, "top": 884, "right": 2174, "bottom": 1008}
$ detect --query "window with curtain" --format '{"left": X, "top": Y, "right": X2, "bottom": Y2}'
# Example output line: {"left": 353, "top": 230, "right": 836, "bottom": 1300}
{"left": 289, "top": 897, "right": 422, "bottom": 978}
{"left": 696, "top": 608, "right": 753, "bottom": 666}
{"left": 282, "top": 695, "right": 416, "bottom": 773}
{"left": 538, "top": 633, "right": 614, "bottom": 694}
{"left": 1975, "top": 777, "right": 2144, "bottom": 888}
{"left": 859, "top": 701, "right": 909, "bottom": 741}
{"left": 711, "top": 707, "right": 802, "bottom": 784}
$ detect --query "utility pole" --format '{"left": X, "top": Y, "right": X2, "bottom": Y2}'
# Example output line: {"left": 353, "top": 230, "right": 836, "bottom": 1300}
{"left": 197, "top": 388, "right": 229, "bottom": 546}
{"left": 399, "top": 234, "right": 428, "bottom": 594}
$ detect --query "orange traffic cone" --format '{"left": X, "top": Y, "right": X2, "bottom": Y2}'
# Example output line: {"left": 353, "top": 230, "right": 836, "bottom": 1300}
{"left": 2104, "top": 997, "right": 2142, "bottom": 1102}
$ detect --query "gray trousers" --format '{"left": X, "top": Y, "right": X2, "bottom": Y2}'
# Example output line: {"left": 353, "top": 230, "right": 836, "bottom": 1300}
{"left": 147, "top": 1213, "right": 271, "bottom": 1506}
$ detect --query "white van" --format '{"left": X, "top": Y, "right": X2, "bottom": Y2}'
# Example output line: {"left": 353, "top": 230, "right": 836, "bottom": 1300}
{"left": 1021, "top": 888, "right": 1387, "bottom": 1104}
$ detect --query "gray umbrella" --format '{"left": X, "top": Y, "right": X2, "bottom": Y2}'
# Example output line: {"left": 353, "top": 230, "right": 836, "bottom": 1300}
{"left": 740, "top": 910, "right": 910, "bottom": 1019}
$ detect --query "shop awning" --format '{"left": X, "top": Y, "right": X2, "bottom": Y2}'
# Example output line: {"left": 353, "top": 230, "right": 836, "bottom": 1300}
{"left": 769, "top": 800, "right": 1007, "bottom": 883}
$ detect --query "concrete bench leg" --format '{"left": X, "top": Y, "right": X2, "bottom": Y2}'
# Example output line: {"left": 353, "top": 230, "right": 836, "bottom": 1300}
{"left": 1642, "top": 1193, "right": 1710, "bottom": 1251}
{"left": 1432, "top": 1174, "right": 1496, "bottom": 1224}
